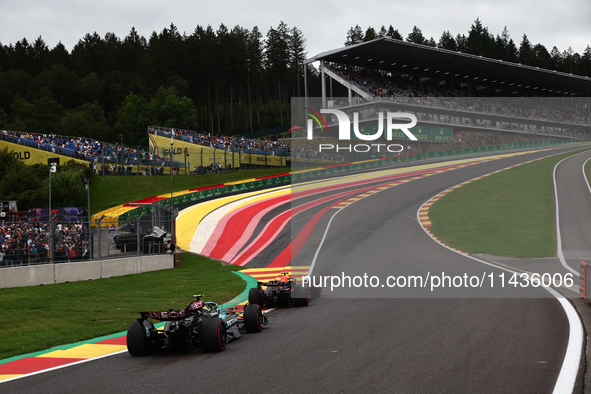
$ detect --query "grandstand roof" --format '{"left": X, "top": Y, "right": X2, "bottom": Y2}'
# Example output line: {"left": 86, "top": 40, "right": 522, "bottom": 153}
{"left": 306, "top": 38, "right": 591, "bottom": 97}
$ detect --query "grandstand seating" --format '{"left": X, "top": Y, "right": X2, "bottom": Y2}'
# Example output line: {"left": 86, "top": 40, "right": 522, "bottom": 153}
{"left": 323, "top": 62, "right": 588, "bottom": 139}
{"left": 149, "top": 127, "right": 292, "bottom": 157}
{"left": 0, "top": 125, "right": 293, "bottom": 172}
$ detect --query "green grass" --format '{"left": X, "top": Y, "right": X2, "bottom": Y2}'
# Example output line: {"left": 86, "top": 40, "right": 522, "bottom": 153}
{"left": 89, "top": 168, "right": 290, "bottom": 214}
{"left": 0, "top": 253, "right": 244, "bottom": 360}
{"left": 429, "top": 150, "right": 588, "bottom": 258}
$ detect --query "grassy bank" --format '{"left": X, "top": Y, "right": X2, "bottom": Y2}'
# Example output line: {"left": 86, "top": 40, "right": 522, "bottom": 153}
{"left": 89, "top": 167, "right": 290, "bottom": 214}
{"left": 428, "top": 150, "right": 588, "bottom": 258}
{"left": 0, "top": 253, "right": 244, "bottom": 360}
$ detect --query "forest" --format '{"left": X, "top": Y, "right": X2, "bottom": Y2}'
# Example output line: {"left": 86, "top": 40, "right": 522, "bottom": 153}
{"left": 0, "top": 21, "right": 314, "bottom": 146}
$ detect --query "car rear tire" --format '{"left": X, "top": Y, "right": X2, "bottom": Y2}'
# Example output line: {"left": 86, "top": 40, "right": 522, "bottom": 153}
{"left": 310, "top": 285, "right": 322, "bottom": 298}
{"left": 293, "top": 286, "right": 310, "bottom": 307}
{"left": 200, "top": 318, "right": 227, "bottom": 352}
{"left": 248, "top": 287, "right": 263, "bottom": 306}
{"left": 127, "top": 320, "right": 153, "bottom": 356}
{"left": 244, "top": 304, "right": 263, "bottom": 333}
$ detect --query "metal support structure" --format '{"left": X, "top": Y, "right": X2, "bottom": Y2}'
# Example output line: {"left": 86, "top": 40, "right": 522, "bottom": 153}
{"left": 97, "top": 215, "right": 105, "bottom": 260}
{"left": 49, "top": 214, "right": 56, "bottom": 264}
{"left": 136, "top": 214, "right": 143, "bottom": 257}
{"left": 320, "top": 60, "right": 326, "bottom": 109}
{"left": 81, "top": 174, "right": 92, "bottom": 260}
{"left": 49, "top": 170, "right": 52, "bottom": 263}
{"left": 48, "top": 164, "right": 56, "bottom": 264}
{"left": 151, "top": 203, "right": 156, "bottom": 234}
{"left": 170, "top": 138, "right": 175, "bottom": 246}
{"left": 87, "top": 180, "right": 92, "bottom": 260}
{"left": 304, "top": 63, "right": 308, "bottom": 108}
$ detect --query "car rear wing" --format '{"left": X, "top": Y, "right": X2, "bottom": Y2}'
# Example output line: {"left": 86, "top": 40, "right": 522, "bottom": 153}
{"left": 140, "top": 310, "right": 195, "bottom": 321}
{"left": 257, "top": 279, "right": 294, "bottom": 287}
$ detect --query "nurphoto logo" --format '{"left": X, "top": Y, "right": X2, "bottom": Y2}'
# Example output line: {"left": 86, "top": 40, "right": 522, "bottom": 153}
{"left": 304, "top": 107, "right": 418, "bottom": 153}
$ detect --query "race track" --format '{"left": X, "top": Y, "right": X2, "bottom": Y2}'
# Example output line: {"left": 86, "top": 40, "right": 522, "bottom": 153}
{"left": 3, "top": 144, "right": 589, "bottom": 393}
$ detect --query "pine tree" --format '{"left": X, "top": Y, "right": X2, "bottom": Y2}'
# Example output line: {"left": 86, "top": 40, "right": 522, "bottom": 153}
{"left": 532, "top": 43, "right": 551, "bottom": 69}
{"left": 550, "top": 46, "right": 563, "bottom": 70}
{"left": 505, "top": 39, "right": 519, "bottom": 62}
{"left": 345, "top": 25, "right": 364, "bottom": 46}
{"left": 438, "top": 31, "right": 457, "bottom": 51}
{"left": 31, "top": 37, "right": 49, "bottom": 74}
{"left": 519, "top": 34, "right": 533, "bottom": 65}
{"left": 466, "top": 18, "right": 491, "bottom": 56}
{"left": 580, "top": 45, "right": 591, "bottom": 77}
{"left": 426, "top": 37, "right": 437, "bottom": 47}
{"left": 386, "top": 25, "right": 404, "bottom": 40}
{"left": 364, "top": 27, "right": 377, "bottom": 42}
{"left": 407, "top": 26, "right": 426, "bottom": 45}
{"left": 386, "top": 26, "right": 403, "bottom": 40}
{"left": 455, "top": 34, "right": 467, "bottom": 52}
{"left": 289, "top": 26, "right": 307, "bottom": 97}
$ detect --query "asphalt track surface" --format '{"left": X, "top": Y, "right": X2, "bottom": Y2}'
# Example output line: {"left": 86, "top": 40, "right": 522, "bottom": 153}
{"left": 3, "top": 144, "right": 590, "bottom": 393}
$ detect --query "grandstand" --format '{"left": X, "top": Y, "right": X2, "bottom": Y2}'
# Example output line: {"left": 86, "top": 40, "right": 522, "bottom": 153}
{"left": 148, "top": 126, "right": 292, "bottom": 172}
{"left": 0, "top": 130, "right": 174, "bottom": 173}
{"left": 0, "top": 123, "right": 295, "bottom": 178}
{"left": 296, "top": 38, "right": 591, "bottom": 160}
{"left": 306, "top": 38, "right": 591, "bottom": 99}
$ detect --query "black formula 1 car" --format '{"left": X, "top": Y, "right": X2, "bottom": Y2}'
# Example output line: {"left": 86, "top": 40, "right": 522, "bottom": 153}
{"left": 126, "top": 294, "right": 267, "bottom": 356}
{"left": 248, "top": 272, "right": 321, "bottom": 308}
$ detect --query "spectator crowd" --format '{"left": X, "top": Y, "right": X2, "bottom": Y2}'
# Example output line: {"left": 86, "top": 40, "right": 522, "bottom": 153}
{"left": 148, "top": 127, "right": 292, "bottom": 157}
{"left": 0, "top": 124, "right": 295, "bottom": 175}
{"left": 0, "top": 220, "right": 91, "bottom": 267}
{"left": 327, "top": 63, "right": 589, "bottom": 127}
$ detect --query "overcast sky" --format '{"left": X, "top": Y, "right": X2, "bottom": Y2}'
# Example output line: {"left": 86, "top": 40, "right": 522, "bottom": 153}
{"left": 1, "top": 0, "right": 589, "bottom": 62}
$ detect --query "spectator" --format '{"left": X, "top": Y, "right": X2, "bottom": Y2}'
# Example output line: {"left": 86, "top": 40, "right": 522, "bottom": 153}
{"left": 5, "top": 246, "right": 14, "bottom": 267}
{"left": 68, "top": 245, "right": 76, "bottom": 262}
{"left": 15, "top": 245, "right": 23, "bottom": 267}
{"left": 29, "top": 244, "right": 38, "bottom": 265}
{"left": 38, "top": 243, "right": 48, "bottom": 263}
{"left": 109, "top": 224, "right": 116, "bottom": 243}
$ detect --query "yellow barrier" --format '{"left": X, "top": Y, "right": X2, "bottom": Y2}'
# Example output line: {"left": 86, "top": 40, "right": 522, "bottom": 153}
{"left": 0, "top": 140, "right": 89, "bottom": 166}
{"left": 149, "top": 134, "right": 241, "bottom": 169}
{"left": 149, "top": 134, "right": 289, "bottom": 168}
